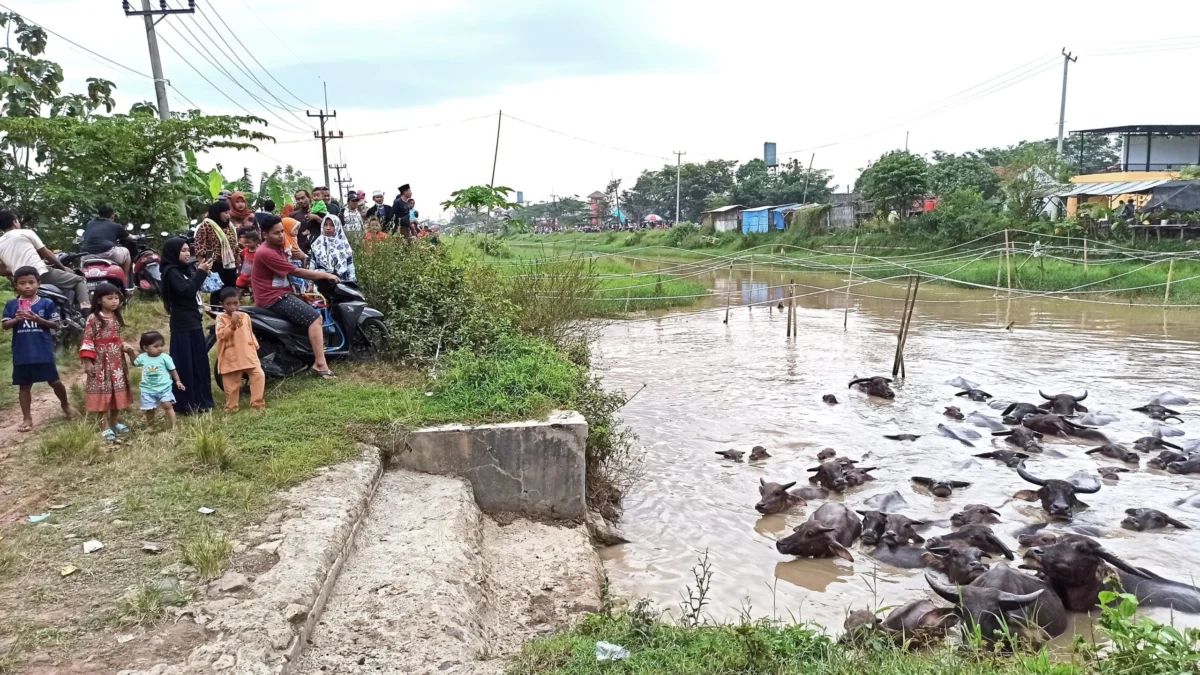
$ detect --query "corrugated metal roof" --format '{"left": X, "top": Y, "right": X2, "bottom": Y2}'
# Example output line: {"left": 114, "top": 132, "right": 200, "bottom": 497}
{"left": 741, "top": 205, "right": 775, "bottom": 212}
{"left": 701, "top": 204, "right": 744, "bottom": 214}
{"left": 1072, "top": 125, "right": 1200, "bottom": 135}
{"left": 1057, "top": 180, "right": 1172, "bottom": 197}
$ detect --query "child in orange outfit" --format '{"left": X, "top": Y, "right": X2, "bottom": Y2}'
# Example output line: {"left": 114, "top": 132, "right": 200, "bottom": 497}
{"left": 214, "top": 287, "right": 265, "bottom": 410}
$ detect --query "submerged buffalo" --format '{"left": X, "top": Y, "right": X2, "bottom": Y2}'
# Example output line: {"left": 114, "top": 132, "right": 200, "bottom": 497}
{"left": 951, "top": 504, "right": 1003, "bottom": 526}
{"left": 925, "top": 566, "right": 1066, "bottom": 646}
{"left": 715, "top": 449, "right": 744, "bottom": 461}
{"left": 1085, "top": 444, "right": 1139, "bottom": 464}
{"left": 843, "top": 599, "right": 959, "bottom": 648}
{"left": 776, "top": 503, "right": 862, "bottom": 561}
{"left": 912, "top": 476, "right": 971, "bottom": 498}
{"left": 755, "top": 478, "right": 828, "bottom": 514}
{"left": 1038, "top": 390, "right": 1088, "bottom": 415}
{"left": 849, "top": 376, "right": 895, "bottom": 399}
{"left": 749, "top": 446, "right": 770, "bottom": 461}
{"left": 823, "top": 394, "right": 839, "bottom": 405}
{"left": 884, "top": 434, "right": 921, "bottom": 442}
{"left": 808, "top": 458, "right": 875, "bottom": 492}
{"left": 993, "top": 426, "right": 1044, "bottom": 453}
{"left": 859, "top": 510, "right": 926, "bottom": 547}
{"left": 1131, "top": 403, "right": 1182, "bottom": 421}
{"left": 944, "top": 406, "right": 965, "bottom": 420}
{"left": 1021, "top": 414, "right": 1108, "bottom": 442}
{"left": 976, "top": 450, "right": 1029, "bottom": 468}
{"left": 926, "top": 524, "right": 1014, "bottom": 560}
{"left": 1097, "top": 466, "right": 1132, "bottom": 480}
{"left": 1133, "top": 435, "right": 1181, "bottom": 453}
{"left": 1001, "top": 402, "right": 1042, "bottom": 424}
{"left": 1013, "top": 463, "right": 1102, "bottom": 519}
{"left": 1024, "top": 536, "right": 1200, "bottom": 613}
{"left": 1148, "top": 449, "right": 1187, "bottom": 470}
{"left": 1121, "top": 508, "right": 1190, "bottom": 532}
{"left": 1168, "top": 456, "right": 1200, "bottom": 474}
{"left": 923, "top": 544, "right": 992, "bottom": 584}
{"left": 956, "top": 388, "right": 993, "bottom": 402}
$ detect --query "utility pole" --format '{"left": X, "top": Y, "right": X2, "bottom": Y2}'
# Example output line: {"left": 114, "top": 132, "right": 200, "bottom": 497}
{"left": 1056, "top": 48, "right": 1078, "bottom": 155}
{"left": 307, "top": 109, "right": 342, "bottom": 189}
{"left": 490, "top": 110, "right": 502, "bottom": 188}
{"left": 673, "top": 150, "right": 686, "bottom": 225}
{"left": 801, "top": 153, "right": 816, "bottom": 204}
{"left": 124, "top": 0, "right": 194, "bottom": 217}
{"left": 330, "top": 163, "right": 350, "bottom": 199}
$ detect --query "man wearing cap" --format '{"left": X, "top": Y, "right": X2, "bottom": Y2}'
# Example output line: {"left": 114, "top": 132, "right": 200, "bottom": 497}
{"left": 392, "top": 184, "right": 413, "bottom": 238}
{"left": 365, "top": 190, "right": 393, "bottom": 230}
{"left": 342, "top": 192, "right": 364, "bottom": 233}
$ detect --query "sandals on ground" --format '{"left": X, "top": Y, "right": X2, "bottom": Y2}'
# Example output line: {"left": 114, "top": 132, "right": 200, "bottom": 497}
{"left": 114, "top": 424, "right": 131, "bottom": 435}
{"left": 101, "top": 428, "right": 117, "bottom": 442}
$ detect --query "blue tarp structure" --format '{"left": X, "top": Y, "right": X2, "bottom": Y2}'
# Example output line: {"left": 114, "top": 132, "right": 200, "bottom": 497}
{"left": 770, "top": 204, "right": 801, "bottom": 230}
{"left": 612, "top": 207, "right": 627, "bottom": 225}
{"left": 741, "top": 206, "right": 774, "bottom": 234}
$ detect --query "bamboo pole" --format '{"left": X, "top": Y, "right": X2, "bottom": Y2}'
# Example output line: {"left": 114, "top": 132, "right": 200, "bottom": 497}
{"left": 1165, "top": 259, "right": 1175, "bottom": 304}
{"left": 1083, "top": 237, "right": 1088, "bottom": 270}
{"left": 786, "top": 281, "right": 793, "bottom": 337}
{"left": 892, "top": 276, "right": 915, "bottom": 378}
{"left": 1004, "top": 229, "right": 1013, "bottom": 292}
{"left": 624, "top": 286, "right": 631, "bottom": 313}
{"left": 748, "top": 255, "right": 754, "bottom": 313}
{"left": 897, "top": 275, "right": 921, "bottom": 378}
{"left": 723, "top": 262, "right": 733, "bottom": 324}
{"left": 843, "top": 236, "right": 858, "bottom": 329}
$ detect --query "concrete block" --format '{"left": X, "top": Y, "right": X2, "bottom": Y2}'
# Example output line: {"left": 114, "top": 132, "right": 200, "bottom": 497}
{"left": 396, "top": 411, "right": 587, "bottom": 519}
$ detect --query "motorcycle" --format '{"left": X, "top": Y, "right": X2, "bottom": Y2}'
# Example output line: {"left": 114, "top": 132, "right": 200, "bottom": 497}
{"left": 205, "top": 281, "right": 388, "bottom": 386}
{"left": 131, "top": 225, "right": 169, "bottom": 297}
{"left": 36, "top": 279, "right": 87, "bottom": 350}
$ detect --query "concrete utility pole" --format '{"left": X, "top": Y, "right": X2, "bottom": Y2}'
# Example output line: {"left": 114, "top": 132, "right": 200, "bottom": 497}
{"left": 1056, "top": 48, "right": 1078, "bottom": 155}
{"left": 673, "top": 150, "right": 686, "bottom": 225}
{"left": 490, "top": 110, "right": 502, "bottom": 188}
{"left": 124, "top": 0, "right": 194, "bottom": 217}
{"left": 330, "top": 163, "right": 351, "bottom": 199}
{"left": 307, "top": 109, "right": 342, "bottom": 189}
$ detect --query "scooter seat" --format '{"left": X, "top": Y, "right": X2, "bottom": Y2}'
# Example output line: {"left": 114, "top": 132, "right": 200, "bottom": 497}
{"left": 242, "top": 305, "right": 311, "bottom": 335}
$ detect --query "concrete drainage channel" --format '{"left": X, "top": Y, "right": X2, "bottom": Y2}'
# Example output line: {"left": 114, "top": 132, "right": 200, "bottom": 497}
{"left": 122, "top": 411, "right": 604, "bottom": 675}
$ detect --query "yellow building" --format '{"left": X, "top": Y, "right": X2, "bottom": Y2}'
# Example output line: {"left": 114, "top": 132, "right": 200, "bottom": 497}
{"left": 1063, "top": 125, "right": 1198, "bottom": 217}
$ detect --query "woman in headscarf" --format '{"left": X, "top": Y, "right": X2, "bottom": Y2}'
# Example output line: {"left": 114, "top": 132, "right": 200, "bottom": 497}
{"left": 160, "top": 237, "right": 215, "bottom": 415}
{"left": 194, "top": 201, "right": 240, "bottom": 290}
{"left": 309, "top": 214, "right": 356, "bottom": 282}
{"left": 228, "top": 191, "right": 254, "bottom": 225}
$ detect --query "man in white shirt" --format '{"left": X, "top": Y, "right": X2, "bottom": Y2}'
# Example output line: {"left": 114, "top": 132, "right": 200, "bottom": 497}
{"left": 0, "top": 211, "right": 90, "bottom": 309}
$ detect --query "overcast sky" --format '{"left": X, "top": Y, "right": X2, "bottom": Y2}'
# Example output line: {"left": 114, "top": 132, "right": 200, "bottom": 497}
{"left": 12, "top": 0, "right": 1200, "bottom": 215}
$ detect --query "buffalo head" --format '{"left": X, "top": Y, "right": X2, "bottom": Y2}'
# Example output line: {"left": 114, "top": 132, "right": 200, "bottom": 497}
{"left": 776, "top": 520, "right": 854, "bottom": 561}
{"left": 923, "top": 544, "right": 991, "bottom": 585}
{"left": 1121, "top": 508, "right": 1190, "bottom": 532}
{"left": 849, "top": 376, "right": 895, "bottom": 399}
{"left": 924, "top": 571, "right": 1045, "bottom": 645}
{"left": 1014, "top": 463, "right": 1100, "bottom": 519}
{"left": 756, "top": 478, "right": 803, "bottom": 514}
{"left": 1022, "top": 536, "right": 1148, "bottom": 612}
{"left": 951, "top": 504, "right": 1002, "bottom": 526}
{"left": 1038, "top": 390, "right": 1088, "bottom": 415}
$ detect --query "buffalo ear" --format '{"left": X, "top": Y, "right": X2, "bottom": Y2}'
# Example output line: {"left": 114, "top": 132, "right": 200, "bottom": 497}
{"left": 950, "top": 481, "right": 972, "bottom": 488}
{"left": 829, "top": 541, "right": 855, "bottom": 562}
{"left": 1165, "top": 516, "right": 1190, "bottom": 529}
{"left": 1012, "top": 490, "right": 1040, "bottom": 502}
{"left": 912, "top": 476, "right": 933, "bottom": 486}
{"left": 910, "top": 532, "right": 926, "bottom": 544}
{"left": 921, "top": 551, "right": 943, "bottom": 568}
{"left": 806, "top": 466, "right": 820, "bottom": 472}
{"left": 856, "top": 509, "right": 869, "bottom": 516}
{"left": 1075, "top": 404, "right": 1089, "bottom": 413}
{"left": 909, "top": 520, "right": 927, "bottom": 526}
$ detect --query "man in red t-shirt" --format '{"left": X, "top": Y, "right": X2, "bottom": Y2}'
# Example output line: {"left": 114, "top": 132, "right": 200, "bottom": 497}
{"left": 252, "top": 216, "right": 340, "bottom": 378}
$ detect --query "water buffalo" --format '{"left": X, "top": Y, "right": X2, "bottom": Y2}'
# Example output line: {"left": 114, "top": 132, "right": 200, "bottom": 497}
{"left": 1001, "top": 402, "right": 1042, "bottom": 425}
{"left": 1121, "top": 508, "right": 1190, "bottom": 532}
{"left": 1017, "top": 530, "right": 1062, "bottom": 548}
{"left": 849, "top": 376, "right": 895, "bottom": 399}
{"left": 944, "top": 406, "right": 965, "bottom": 420}
{"left": 756, "top": 479, "right": 804, "bottom": 514}
{"left": 823, "top": 394, "right": 839, "bottom": 405}
{"left": 1079, "top": 412, "right": 1120, "bottom": 427}
{"left": 993, "top": 426, "right": 1044, "bottom": 453}
{"left": 912, "top": 476, "right": 971, "bottom": 498}
{"left": 1085, "top": 444, "right": 1139, "bottom": 465}
{"left": 1024, "top": 536, "right": 1200, "bottom": 613}
{"left": 845, "top": 466, "right": 877, "bottom": 486}
{"left": 884, "top": 434, "right": 921, "bottom": 442}
{"left": 926, "top": 524, "right": 1014, "bottom": 560}
{"left": 1021, "top": 414, "right": 1108, "bottom": 443}
{"left": 925, "top": 567, "right": 1066, "bottom": 646}
{"left": 951, "top": 504, "right": 1003, "bottom": 526}
{"left": 966, "top": 412, "right": 1007, "bottom": 432}
{"left": 862, "top": 490, "right": 907, "bottom": 511}
{"left": 1168, "top": 457, "right": 1200, "bottom": 474}
{"left": 844, "top": 600, "right": 959, "bottom": 648}
{"left": 937, "top": 424, "right": 982, "bottom": 447}
{"left": 976, "top": 450, "right": 1030, "bottom": 468}
{"left": 808, "top": 458, "right": 874, "bottom": 492}
{"left": 923, "top": 544, "right": 991, "bottom": 584}
{"left": 749, "top": 446, "right": 770, "bottom": 461}
{"left": 956, "top": 389, "right": 994, "bottom": 402}
{"left": 859, "top": 510, "right": 926, "bottom": 546}
{"left": 1133, "top": 435, "right": 1181, "bottom": 453}
{"left": 1131, "top": 403, "right": 1182, "bottom": 421}
{"left": 715, "top": 449, "right": 744, "bottom": 462}
{"left": 1148, "top": 449, "right": 1187, "bottom": 470}
{"left": 776, "top": 503, "right": 862, "bottom": 561}
{"left": 1038, "top": 390, "right": 1088, "bottom": 415}
{"left": 1097, "top": 466, "right": 1132, "bottom": 480}
{"left": 817, "top": 448, "right": 837, "bottom": 461}
{"left": 1013, "top": 463, "right": 1102, "bottom": 519}
{"left": 1151, "top": 391, "right": 1191, "bottom": 406}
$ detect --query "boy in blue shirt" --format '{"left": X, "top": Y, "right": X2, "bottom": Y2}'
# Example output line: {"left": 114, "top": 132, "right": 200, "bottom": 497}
{"left": 3, "top": 266, "right": 73, "bottom": 432}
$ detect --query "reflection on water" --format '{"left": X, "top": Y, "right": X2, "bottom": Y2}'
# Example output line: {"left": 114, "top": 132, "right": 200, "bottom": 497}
{"left": 595, "top": 261, "right": 1200, "bottom": 635}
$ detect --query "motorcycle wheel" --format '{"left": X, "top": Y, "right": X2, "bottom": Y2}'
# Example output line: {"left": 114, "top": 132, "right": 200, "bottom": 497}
{"left": 352, "top": 317, "right": 389, "bottom": 359}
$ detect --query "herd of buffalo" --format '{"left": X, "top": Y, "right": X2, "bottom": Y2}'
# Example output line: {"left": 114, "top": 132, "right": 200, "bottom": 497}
{"left": 729, "top": 375, "right": 1200, "bottom": 647}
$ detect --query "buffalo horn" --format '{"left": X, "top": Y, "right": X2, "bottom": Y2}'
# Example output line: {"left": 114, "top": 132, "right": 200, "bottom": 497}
{"left": 781, "top": 481, "right": 797, "bottom": 490}
{"left": 1016, "top": 463, "right": 1047, "bottom": 486}
{"left": 1097, "top": 548, "right": 1151, "bottom": 578}
{"left": 1075, "top": 390, "right": 1088, "bottom": 402}
{"left": 924, "top": 571, "right": 962, "bottom": 604}
{"left": 1039, "top": 390, "right": 1053, "bottom": 401}
{"left": 996, "top": 589, "right": 1044, "bottom": 608}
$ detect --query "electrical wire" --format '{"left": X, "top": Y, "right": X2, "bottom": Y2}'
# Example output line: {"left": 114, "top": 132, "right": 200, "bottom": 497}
{"left": 504, "top": 113, "right": 673, "bottom": 161}
{"left": 0, "top": 2, "right": 151, "bottom": 79}
{"left": 274, "top": 112, "right": 499, "bottom": 143}
{"left": 204, "top": 0, "right": 317, "bottom": 109}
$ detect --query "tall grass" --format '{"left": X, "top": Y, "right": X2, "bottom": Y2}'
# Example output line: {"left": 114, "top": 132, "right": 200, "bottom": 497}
{"left": 186, "top": 414, "right": 234, "bottom": 471}
{"left": 38, "top": 420, "right": 103, "bottom": 464}
{"left": 178, "top": 528, "right": 233, "bottom": 581}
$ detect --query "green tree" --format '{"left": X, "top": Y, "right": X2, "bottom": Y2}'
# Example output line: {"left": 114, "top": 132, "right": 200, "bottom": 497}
{"left": 928, "top": 151, "right": 1001, "bottom": 200}
{"left": 0, "top": 12, "right": 115, "bottom": 121}
{"left": 622, "top": 159, "right": 737, "bottom": 223}
{"left": 856, "top": 150, "right": 929, "bottom": 218}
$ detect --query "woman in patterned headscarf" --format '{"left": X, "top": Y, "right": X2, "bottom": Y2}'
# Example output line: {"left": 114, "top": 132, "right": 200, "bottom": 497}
{"left": 228, "top": 191, "right": 254, "bottom": 224}
{"left": 309, "top": 214, "right": 356, "bottom": 282}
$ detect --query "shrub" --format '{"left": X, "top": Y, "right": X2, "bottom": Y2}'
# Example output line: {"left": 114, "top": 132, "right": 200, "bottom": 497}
{"left": 501, "top": 257, "right": 601, "bottom": 348}
{"left": 470, "top": 235, "right": 511, "bottom": 258}
{"left": 909, "top": 188, "right": 1004, "bottom": 243}
{"left": 0, "top": 546, "right": 18, "bottom": 578}
{"left": 663, "top": 223, "right": 697, "bottom": 247}
{"left": 623, "top": 230, "right": 645, "bottom": 247}
{"left": 118, "top": 580, "right": 192, "bottom": 626}
{"left": 179, "top": 529, "right": 233, "bottom": 581}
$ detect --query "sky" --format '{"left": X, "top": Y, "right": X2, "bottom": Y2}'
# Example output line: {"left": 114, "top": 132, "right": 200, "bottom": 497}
{"left": 9, "top": 0, "right": 1200, "bottom": 216}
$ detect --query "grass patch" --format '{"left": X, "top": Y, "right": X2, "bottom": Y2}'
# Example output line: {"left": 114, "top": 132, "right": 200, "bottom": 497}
{"left": 117, "top": 580, "right": 192, "bottom": 627}
{"left": 37, "top": 420, "right": 103, "bottom": 464}
{"left": 186, "top": 414, "right": 234, "bottom": 471}
{"left": 0, "top": 547, "right": 17, "bottom": 579}
{"left": 178, "top": 529, "right": 233, "bottom": 581}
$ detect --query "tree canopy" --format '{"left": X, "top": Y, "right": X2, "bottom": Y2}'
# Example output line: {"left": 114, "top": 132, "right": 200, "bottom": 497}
{"left": 857, "top": 151, "right": 930, "bottom": 217}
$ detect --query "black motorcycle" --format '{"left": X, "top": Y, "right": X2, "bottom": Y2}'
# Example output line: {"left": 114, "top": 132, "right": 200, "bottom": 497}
{"left": 206, "top": 281, "right": 388, "bottom": 384}
{"left": 37, "top": 276, "right": 87, "bottom": 350}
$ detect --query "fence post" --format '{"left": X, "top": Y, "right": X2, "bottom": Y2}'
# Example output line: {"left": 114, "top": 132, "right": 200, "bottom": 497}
{"left": 723, "top": 262, "right": 734, "bottom": 324}
{"left": 843, "top": 236, "right": 858, "bottom": 329}
{"left": 1165, "top": 259, "right": 1175, "bottom": 304}
{"left": 1083, "top": 237, "right": 1088, "bottom": 270}
{"left": 1004, "top": 229, "right": 1013, "bottom": 292}
{"left": 748, "top": 254, "right": 754, "bottom": 313}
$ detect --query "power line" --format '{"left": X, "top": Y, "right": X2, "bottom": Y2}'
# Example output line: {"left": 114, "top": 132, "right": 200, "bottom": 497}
{"left": 0, "top": 3, "right": 151, "bottom": 79}
{"left": 273, "top": 113, "right": 498, "bottom": 143}
{"left": 206, "top": 0, "right": 317, "bottom": 109}
{"left": 504, "top": 113, "right": 673, "bottom": 161}
{"left": 230, "top": 0, "right": 313, "bottom": 73}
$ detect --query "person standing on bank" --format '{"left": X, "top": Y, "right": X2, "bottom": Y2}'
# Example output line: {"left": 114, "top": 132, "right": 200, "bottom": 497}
{"left": 194, "top": 201, "right": 240, "bottom": 290}
{"left": 160, "top": 237, "right": 216, "bottom": 414}
{"left": 392, "top": 184, "right": 413, "bottom": 238}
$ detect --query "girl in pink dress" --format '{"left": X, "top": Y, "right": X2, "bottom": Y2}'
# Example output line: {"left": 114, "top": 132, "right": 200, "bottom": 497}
{"left": 79, "top": 283, "right": 134, "bottom": 441}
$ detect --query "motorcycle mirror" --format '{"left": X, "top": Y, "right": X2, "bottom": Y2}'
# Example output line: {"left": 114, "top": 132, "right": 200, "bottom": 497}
{"left": 126, "top": 223, "right": 134, "bottom": 231}
{"left": 161, "top": 231, "right": 170, "bottom": 237}
{"left": 75, "top": 229, "right": 84, "bottom": 236}
{"left": 140, "top": 223, "right": 150, "bottom": 230}
{"left": 190, "top": 219, "right": 198, "bottom": 226}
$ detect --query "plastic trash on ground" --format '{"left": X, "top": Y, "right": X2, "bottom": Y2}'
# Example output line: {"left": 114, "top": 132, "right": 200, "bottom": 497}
{"left": 83, "top": 540, "right": 104, "bottom": 554}
{"left": 595, "top": 641, "right": 630, "bottom": 661}
{"left": 197, "top": 507, "right": 215, "bottom": 515}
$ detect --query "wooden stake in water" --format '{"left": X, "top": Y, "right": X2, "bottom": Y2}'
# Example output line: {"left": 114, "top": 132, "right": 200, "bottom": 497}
{"left": 1165, "top": 258, "right": 1175, "bottom": 304}
{"left": 723, "top": 262, "right": 733, "bottom": 324}
{"left": 892, "top": 276, "right": 915, "bottom": 378}
{"left": 897, "top": 275, "right": 921, "bottom": 378}
{"left": 1083, "top": 237, "right": 1088, "bottom": 270}
{"left": 843, "top": 236, "right": 858, "bottom": 329}
{"left": 1004, "top": 229, "right": 1013, "bottom": 292}
{"left": 748, "top": 255, "right": 755, "bottom": 313}
{"left": 786, "top": 282, "right": 792, "bottom": 337}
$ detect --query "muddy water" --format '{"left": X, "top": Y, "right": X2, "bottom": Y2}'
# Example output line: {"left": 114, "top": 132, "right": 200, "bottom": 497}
{"left": 594, "top": 259, "right": 1200, "bottom": 637}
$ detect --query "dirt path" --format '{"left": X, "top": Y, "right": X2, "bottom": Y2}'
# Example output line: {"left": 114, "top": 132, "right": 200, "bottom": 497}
{"left": 0, "top": 374, "right": 81, "bottom": 528}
